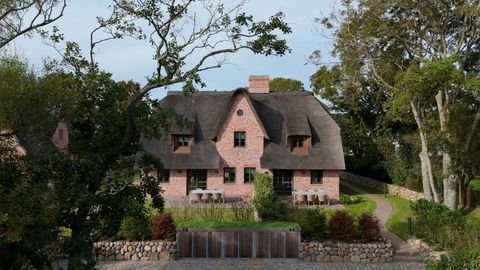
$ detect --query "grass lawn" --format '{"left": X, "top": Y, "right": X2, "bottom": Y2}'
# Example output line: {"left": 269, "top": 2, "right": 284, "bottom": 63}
{"left": 339, "top": 183, "right": 376, "bottom": 217}
{"left": 341, "top": 179, "right": 413, "bottom": 240}
{"left": 177, "top": 220, "right": 300, "bottom": 229}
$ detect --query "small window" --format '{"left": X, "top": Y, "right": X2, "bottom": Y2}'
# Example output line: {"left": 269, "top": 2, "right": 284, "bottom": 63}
{"left": 237, "top": 109, "right": 244, "bottom": 116}
{"left": 158, "top": 169, "right": 170, "bottom": 183}
{"left": 244, "top": 167, "right": 256, "bottom": 183}
{"left": 234, "top": 131, "right": 246, "bottom": 147}
{"left": 224, "top": 167, "right": 236, "bottom": 183}
{"left": 176, "top": 135, "right": 190, "bottom": 147}
{"left": 311, "top": 170, "right": 323, "bottom": 184}
{"left": 292, "top": 136, "right": 304, "bottom": 148}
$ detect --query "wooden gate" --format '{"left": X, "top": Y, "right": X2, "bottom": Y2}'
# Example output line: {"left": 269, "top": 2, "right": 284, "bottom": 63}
{"left": 176, "top": 228, "right": 300, "bottom": 259}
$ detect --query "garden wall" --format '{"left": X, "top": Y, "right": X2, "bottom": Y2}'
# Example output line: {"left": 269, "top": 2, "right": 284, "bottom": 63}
{"left": 407, "top": 239, "right": 445, "bottom": 262}
{"left": 300, "top": 240, "right": 394, "bottom": 263}
{"left": 94, "top": 240, "right": 176, "bottom": 261}
{"left": 340, "top": 171, "right": 424, "bottom": 201}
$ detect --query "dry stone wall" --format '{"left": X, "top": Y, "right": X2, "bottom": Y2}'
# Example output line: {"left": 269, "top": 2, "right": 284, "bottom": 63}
{"left": 407, "top": 239, "right": 446, "bottom": 262}
{"left": 300, "top": 241, "right": 394, "bottom": 263}
{"left": 340, "top": 172, "right": 425, "bottom": 201}
{"left": 94, "top": 241, "right": 176, "bottom": 261}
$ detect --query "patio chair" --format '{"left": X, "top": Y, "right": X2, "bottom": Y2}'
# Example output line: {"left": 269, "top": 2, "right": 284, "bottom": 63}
{"left": 190, "top": 193, "right": 201, "bottom": 204}
{"left": 202, "top": 193, "right": 212, "bottom": 203}
{"left": 318, "top": 194, "right": 327, "bottom": 206}
{"left": 307, "top": 194, "right": 315, "bottom": 205}
{"left": 212, "top": 192, "right": 222, "bottom": 203}
{"left": 297, "top": 194, "right": 307, "bottom": 205}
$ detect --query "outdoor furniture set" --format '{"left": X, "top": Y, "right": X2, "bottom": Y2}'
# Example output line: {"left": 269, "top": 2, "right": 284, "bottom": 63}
{"left": 189, "top": 188, "right": 225, "bottom": 203}
{"left": 292, "top": 190, "right": 330, "bottom": 206}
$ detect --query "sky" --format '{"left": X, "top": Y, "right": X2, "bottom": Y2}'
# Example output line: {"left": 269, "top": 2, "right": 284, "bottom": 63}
{"left": 10, "top": 0, "right": 339, "bottom": 100}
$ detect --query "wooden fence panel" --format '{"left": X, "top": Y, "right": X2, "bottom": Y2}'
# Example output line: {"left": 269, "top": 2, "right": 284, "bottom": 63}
{"left": 285, "top": 232, "right": 299, "bottom": 258}
{"left": 238, "top": 232, "right": 252, "bottom": 258}
{"left": 208, "top": 232, "right": 221, "bottom": 258}
{"left": 177, "top": 229, "right": 299, "bottom": 259}
{"left": 224, "top": 232, "right": 239, "bottom": 258}
{"left": 270, "top": 232, "right": 285, "bottom": 258}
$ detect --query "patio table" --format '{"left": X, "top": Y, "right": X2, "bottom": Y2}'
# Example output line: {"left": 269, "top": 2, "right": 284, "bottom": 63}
{"left": 294, "top": 190, "right": 330, "bottom": 205}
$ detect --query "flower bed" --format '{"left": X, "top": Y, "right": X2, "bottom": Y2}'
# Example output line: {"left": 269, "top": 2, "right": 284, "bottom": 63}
{"left": 300, "top": 240, "right": 394, "bottom": 263}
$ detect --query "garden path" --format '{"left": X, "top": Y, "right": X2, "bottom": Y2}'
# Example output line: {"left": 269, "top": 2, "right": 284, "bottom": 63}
{"left": 340, "top": 181, "right": 421, "bottom": 260}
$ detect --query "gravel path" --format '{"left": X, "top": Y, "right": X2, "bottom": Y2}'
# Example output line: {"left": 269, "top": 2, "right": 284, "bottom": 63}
{"left": 97, "top": 259, "right": 425, "bottom": 270}
{"left": 340, "top": 181, "right": 419, "bottom": 256}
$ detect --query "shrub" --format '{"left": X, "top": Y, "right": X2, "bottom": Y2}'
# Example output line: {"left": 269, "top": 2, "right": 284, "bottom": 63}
{"left": 358, "top": 213, "right": 381, "bottom": 241}
{"left": 198, "top": 202, "right": 225, "bottom": 222}
{"left": 151, "top": 213, "right": 176, "bottom": 240}
{"left": 231, "top": 200, "right": 254, "bottom": 222}
{"left": 339, "top": 194, "right": 350, "bottom": 204}
{"left": 427, "top": 250, "right": 480, "bottom": 270}
{"left": 252, "top": 172, "right": 275, "bottom": 220}
{"left": 328, "top": 210, "right": 354, "bottom": 241}
{"left": 302, "top": 209, "right": 327, "bottom": 240}
{"left": 116, "top": 215, "right": 150, "bottom": 240}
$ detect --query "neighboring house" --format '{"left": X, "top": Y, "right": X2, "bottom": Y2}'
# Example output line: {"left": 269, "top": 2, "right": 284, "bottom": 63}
{"left": 2, "top": 120, "right": 69, "bottom": 156}
{"left": 141, "top": 76, "right": 345, "bottom": 200}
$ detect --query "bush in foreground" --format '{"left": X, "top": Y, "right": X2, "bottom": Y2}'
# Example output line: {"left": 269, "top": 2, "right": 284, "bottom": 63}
{"left": 151, "top": 213, "right": 176, "bottom": 240}
{"left": 329, "top": 210, "right": 354, "bottom": 241}
{"left": 302, "top": 209, "right": 327, "bottom": 240}
{"left": 116, "top": 215, "right": 151, "bottom": 240}
{"left": 427, "top": 250, "right": 480, "bottom": 270}
{"left": 358, "top": 213, "right": 381, "bottom": 241}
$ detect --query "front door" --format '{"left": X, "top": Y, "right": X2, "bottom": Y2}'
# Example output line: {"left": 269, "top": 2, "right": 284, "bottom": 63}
{"left": 187, "top": 169, "right": 207, "bottom": 194}
{"left": 273, "top": 170, "right": 293, "bottom": 195}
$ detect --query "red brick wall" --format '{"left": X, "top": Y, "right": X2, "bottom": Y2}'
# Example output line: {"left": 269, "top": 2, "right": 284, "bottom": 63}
{"left": 207, "top": 92, "right": 268, "bottom": 197}
{"left": 293, "top": 170, "right": 340, "bottom": 199}
{"left": 154, "top": 169, "right": 187, "bottom": 196}
{"left": 248, "top": 75, "right": 269, "bottom": 94}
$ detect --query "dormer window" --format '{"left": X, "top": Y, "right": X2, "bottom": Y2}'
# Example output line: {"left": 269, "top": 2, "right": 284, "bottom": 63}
{"left": 173, "top": 135, "right": 192, "bottom": 153}
{"left": 290, "top": 136, "right": 308, "bottom": 154}
{"left": 292, "top": 136, "right": 304, "bottom": 148}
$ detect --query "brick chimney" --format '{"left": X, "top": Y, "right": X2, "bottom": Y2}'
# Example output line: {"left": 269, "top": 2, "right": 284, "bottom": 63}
{"left": 248, "top": 75, "right": 270, "bottom": 94}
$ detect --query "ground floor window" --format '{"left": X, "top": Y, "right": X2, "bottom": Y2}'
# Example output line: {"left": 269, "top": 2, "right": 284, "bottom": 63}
{"left": 224, "top": 167, "right": 235, "bottom": 183}
{"left": 157, "top": 169, "right": 170, "bottom": 183}
{"left": 187, "top": 169, "right": 207, "bottom": 194}
{"left": 311, "top": 170, "right": 323, "bottom": 184}
{"left": 273, "top": 170, "right": 293, "bottom": 195}
{"left": 244, "top": 167, "right": 256, "bottom": 183}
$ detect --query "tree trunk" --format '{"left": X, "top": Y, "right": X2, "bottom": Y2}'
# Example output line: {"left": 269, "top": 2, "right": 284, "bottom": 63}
{"left": 411, "top": 102, "right": 439, "bottom": 202}
{"left": 435, "top": 90, "right": 457, "bottom": 210}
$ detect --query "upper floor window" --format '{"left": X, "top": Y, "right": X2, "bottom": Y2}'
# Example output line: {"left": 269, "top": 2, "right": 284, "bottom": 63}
{"left": 292, "top": 136, "right": 304, "bottom": 148}
{"left": 234, "top": 131, "right": 246, "bottom": 147}
{"left": 224, "top": 167, "right": 236, "bottom": 183}
{"left": 311, "top": 170, "right": 323, "bottom": 184}
{"left": 290, "top": 136, "right": 308, "bottom": 154}
{"left": 158, "top": 169, "right": 170, "bottom": 183}
{"left": 244, "top": 167, "right": 256, "bottom": 183}
{"left": 173, "top": 135, "right": 192, "bottom": 153}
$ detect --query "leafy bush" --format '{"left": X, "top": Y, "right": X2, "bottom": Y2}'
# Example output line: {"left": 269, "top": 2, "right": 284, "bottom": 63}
{"left": 358, "top": 213, "right": 381, "bottom": 241}
{"left": 328, "top": 210, "right": 354, "bottom": 241}
{"left": 116, "top": 215, "right": 151, "bottom": 240}
{"left": 252, "top": 172, "right": 275, "bottom": 220}
{"left": 151, "top": 213, "right": 176, "bottom": 240}
{"left": 302, "top": 209, "right": 327, "bottom": 240}
{"left": 339, "top": 194, "right": 350, "bottom": 204}
{"left": 427, "top": 250, "right": 480, "bottom": 270}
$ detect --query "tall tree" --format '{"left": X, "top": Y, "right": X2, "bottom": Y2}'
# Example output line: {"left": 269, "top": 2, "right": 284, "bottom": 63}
{"left": 1, "top": 1, "right": 292, "bottom": 269}
{"left": 314, "top": 0, "right": 480, "bottom": 209}
{"left": 0, "top": 0, "right": 67, "bottom": 50}
{"left": 269, "top": 77, "right": 304, "bottom": 92}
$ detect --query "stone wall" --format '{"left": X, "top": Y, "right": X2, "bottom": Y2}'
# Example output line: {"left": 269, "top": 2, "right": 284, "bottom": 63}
{"left": 94, "top": 241, "right": 176, "bottom": 261}
{"left": 340, "top": 171, "right": 424, "bottom": 201}
{"left": 300, "top": 240, "right": 394, "bottom": 263}
{"left": 407, "top": 239, "right": 446, "bottom": 262}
